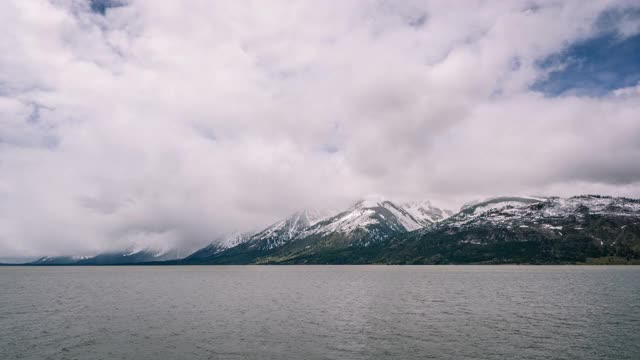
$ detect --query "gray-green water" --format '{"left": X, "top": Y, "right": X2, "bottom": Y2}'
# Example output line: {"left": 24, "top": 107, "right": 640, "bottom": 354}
{"left": 1, "top": 266, "right": 639, "bottom": 360}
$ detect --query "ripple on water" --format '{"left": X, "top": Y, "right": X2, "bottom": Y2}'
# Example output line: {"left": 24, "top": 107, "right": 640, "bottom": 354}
{"left": 0, "top": 265, "right": 639, "bottom": 360}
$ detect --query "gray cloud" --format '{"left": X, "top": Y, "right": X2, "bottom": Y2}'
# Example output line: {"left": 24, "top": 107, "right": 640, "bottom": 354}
{"left": 1, "top": 0, "right": 639, "bottom": 256}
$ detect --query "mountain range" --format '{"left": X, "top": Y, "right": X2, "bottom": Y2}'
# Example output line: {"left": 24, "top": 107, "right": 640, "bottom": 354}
{"left": 28, "top": 248, "right": 184, "bottom": 265}
{"left": 15, "top": 195, "right": 640, "bottom": 265}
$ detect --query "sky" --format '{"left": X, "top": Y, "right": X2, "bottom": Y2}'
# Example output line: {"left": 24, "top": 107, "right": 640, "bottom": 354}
{"left": 1, "top": 0, "right": 640, "bottom": 257}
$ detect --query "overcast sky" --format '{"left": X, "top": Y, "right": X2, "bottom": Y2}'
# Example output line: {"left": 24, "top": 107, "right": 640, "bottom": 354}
{"left": 1, "top": 0, "right": 640, "bottom": 257}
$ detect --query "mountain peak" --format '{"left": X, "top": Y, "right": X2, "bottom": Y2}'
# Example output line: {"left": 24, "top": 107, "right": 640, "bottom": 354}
{"left": 460, "top": 196, "right": 547, "bottom": 214}
{"left": 299, "top": 199, "right": 449, "bottom": 241}
{"left": 290, "top": 209, "right": 331, "bottom": 227}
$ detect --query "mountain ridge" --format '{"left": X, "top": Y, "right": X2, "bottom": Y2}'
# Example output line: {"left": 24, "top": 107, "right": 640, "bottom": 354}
{"left": 187, "top": 195, "right": 640, "bottom": 265}
{"left": 11, "top": 195, "right": 640, "bottom": 265}
{"left": 179, "top": 199, "right": 449, "bottom": 265}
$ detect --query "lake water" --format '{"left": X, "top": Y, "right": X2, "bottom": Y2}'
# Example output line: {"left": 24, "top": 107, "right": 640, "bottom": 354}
{"left": 1, "top": 266, "right": 639, "bottom": 360}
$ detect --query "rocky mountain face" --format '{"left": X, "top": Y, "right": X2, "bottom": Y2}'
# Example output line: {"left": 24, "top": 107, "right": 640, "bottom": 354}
{"left": 186, "top": 232, "right": 255, "bottom": 261}
{"left": 402, "top": 200, "right": 454, "bottom": 223}
{"left": 183, "top": 200, "right": 452, "bottom": 264}
{"left": 187, "top": 195, "right": 640, "bottom": 265}
{"left": 376, "top": 195, "right": 640, "bottom": 264}
{"left": 246, "top": 209, "right": 331, "bottom": 250}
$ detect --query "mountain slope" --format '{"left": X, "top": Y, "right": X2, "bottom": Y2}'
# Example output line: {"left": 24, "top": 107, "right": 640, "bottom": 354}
{"left": 376, "top": 195, "right": 640, "bottom": 264}
{"left": 182, "top": 209, "right": 331, "bottom": 264}
{"left": 29, "top": 256, "right": 89, "bottom": 265}
{"left": 298, "top": 200, "right": 437, "bottom": 242}
{"left": 76, "top": 249, "right": 183, "bottom": 265}
{"left": 189, "top": 200, "right": 451, "bottom": 264}
{"left": 28, "top": 249, "right": 183, "bottom": 265}
{"left": 247, "top": 209, "right": 330, "bottom": 250}
{"left": 186, "top": 232, "right": 255, "bottom": 261}
{"left": 401, "top": 200, "right": 454, "bottom": 223}
{"left": 459, "top": 196, "right": 547, "bottom": 216}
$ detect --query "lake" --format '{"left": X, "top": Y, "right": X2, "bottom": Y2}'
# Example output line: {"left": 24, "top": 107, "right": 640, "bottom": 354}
{"left": 1, "top": 266, "right": 639, "bottom": 359}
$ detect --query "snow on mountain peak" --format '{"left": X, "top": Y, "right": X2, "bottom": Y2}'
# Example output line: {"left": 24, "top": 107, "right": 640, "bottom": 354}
{"left": 461, "top": 196, "right": 546, "bottom": 216}
{"left": 399, "top": 200, "right": 453, "bottom": 223}
{"left": 444, "top": 195, "right": 640, "bottom": 232}
{"left": 217, "top": 231, "right": 256, "bottom": 249}
{"left": 188, "top": 199, "right": 452, "bottom": 256}
{"left": 301, "top": 199, "right": 449, "bottom": 237}
{"left": 245, "top": 208, "right": 334, "bottom": 249}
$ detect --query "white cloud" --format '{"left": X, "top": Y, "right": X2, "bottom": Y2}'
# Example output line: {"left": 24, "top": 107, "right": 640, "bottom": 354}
{"left": 1, "top": 0, "right": 639, "bottom": 256}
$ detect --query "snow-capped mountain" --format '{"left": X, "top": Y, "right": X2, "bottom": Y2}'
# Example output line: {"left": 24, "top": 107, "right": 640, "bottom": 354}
{"left": 300, "top": 200, "right": 445, "bottom": 240}
{"left": 448, "top": 195, "right": 640, "bottom": 230}
{"left": 399, "top": 200, "right": 454, "bottom": 223}
{"left": 186, "top": 232, "right": 255, "bottom": 260}
{"left": 28, "top": 248, "right": 184, "bottom": 265}
{"left": 189, "top": 195, "right": 640, "bottom": 265}
{"left": 237, "top": 199, "right": 451, "bottom": 252}
{"left": 25, "top": 195, "right": 640, "bottom": 265}
{"left": 246, "top": 209, "right": 331, "bottom": 250}
{"left": 459, "top": 196, "right": 547, "bottom": 216}
{"left": 380, "top": 195, "right": 640, "bottom": 264}
{"left": 181, "top": 209, "right": 335, "bottom": 264}
{"left": 184, "top": 199, "right": 452, "bottom": 264}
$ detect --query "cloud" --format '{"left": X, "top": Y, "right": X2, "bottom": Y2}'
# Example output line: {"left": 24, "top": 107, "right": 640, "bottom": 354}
{"left": 1, "top": 0, "right": 639, "bottom": 256}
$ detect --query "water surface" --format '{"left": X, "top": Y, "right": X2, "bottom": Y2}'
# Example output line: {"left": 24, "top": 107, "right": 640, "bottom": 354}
{"left": 1, "top": 266, "right": 639, "bottom": 359}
